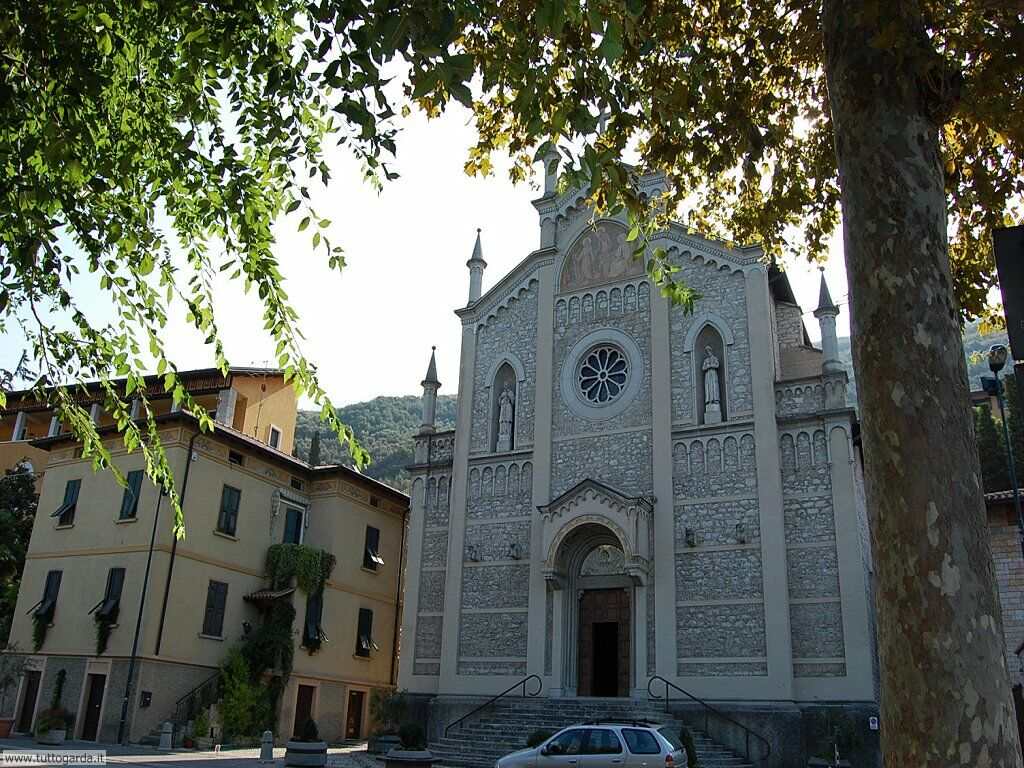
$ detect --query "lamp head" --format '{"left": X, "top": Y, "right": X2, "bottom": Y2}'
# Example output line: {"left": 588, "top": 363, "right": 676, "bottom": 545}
{"left": 988, "top": 344, "right": 1009, "bottom": 374}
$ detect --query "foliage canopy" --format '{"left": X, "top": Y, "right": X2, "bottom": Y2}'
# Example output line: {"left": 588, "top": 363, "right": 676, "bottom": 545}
{"left": 3, "top": 1, "right": 1020, "bottom": 536}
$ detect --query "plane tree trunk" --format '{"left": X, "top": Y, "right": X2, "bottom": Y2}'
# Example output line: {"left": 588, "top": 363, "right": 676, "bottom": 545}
{"left": 822, "top": 1, "right": 1023, "bottom": 764}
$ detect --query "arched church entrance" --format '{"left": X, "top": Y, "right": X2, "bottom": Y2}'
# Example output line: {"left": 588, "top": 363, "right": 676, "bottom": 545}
{"left": 555, "top": 523, "right": 633, "bottom": 697}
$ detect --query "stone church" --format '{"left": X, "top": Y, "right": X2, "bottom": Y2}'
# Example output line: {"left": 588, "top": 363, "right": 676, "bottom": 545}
{"left": 398, "top": 166, "right": 877, "bottom": 759}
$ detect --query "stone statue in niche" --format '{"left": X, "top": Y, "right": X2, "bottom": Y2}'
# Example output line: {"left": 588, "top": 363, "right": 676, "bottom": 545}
{"left": 702, "top": 345, "right": 722, "bottom": 424}
{"left": 496, "top": 384, "right": 515, "bottom": 452}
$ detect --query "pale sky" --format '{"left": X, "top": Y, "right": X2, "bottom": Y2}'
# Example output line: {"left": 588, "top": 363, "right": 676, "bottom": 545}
{"left": 1, "top": 104, "right": 851, "bottom": 408}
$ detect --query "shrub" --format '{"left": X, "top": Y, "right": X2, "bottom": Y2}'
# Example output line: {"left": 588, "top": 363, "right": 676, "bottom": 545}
{"left": 370, "top": 689, "right": 407, "bottom": 735}
{"left": 679, "top": 726, "right": 699, "bottom": 768}
{"left": 398, "top": 722, "right": 425, "bottom": 750}
{"left": 193, "top": 709, "right": 210, "bottom": 740}
{"left": 219, "top": 648, "right": 269, "bottom": 738}
{"left": 527, "top": 730, "right": 554, "bottom": 748}
{"left": 299, "top": 718, "right": 321, "bottom": 743}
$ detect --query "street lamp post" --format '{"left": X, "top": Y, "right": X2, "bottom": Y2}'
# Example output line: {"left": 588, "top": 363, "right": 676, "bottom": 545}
{"left": 982, "top": 343, "right": 1024, "bottom": 558}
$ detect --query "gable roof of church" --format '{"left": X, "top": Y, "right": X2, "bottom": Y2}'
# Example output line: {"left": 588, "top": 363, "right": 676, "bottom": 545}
{"left": 537, "top": 477, "right": 655, "bottom": 517}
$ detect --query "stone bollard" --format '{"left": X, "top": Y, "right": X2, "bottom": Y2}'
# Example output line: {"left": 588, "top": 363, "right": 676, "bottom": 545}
{"left": 259, "top": 731, "right": 275, "bottom": 764}
{"left": 158, "top": 721, "right": 174, "bottom": 751}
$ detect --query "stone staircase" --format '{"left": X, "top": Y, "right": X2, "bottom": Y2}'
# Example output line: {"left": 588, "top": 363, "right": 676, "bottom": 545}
{"left": 429, "top": 698, "right": 754, "bottom": 768}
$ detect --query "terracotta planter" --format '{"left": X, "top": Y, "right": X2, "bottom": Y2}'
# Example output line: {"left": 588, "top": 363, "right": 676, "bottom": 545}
{"left": 0, "top": 718, "right": 13, "bottom": 738}
{"left": 384, "top": 748, "right": 435, "bottom": 768}
{"left": 36, "top": 729, "right": 66, "bottom": 746}
{"left": 285, "top": 740, "right": 327, "bottom": 768}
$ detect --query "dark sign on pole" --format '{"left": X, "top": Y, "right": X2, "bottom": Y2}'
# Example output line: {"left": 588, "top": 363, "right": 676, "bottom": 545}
{"left": 995, "top": 225, "right": 1024, "bottom": 360}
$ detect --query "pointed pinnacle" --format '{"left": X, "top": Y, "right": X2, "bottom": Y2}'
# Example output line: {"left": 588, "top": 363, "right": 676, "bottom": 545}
{"left": 422, "top": 346, "right": 440, "bottom": 387}
{"left": 467, "top": 228, "right": 486, "bottom": 266}
{"left": 816, "top": 269, "right": 838, "bottom": 314}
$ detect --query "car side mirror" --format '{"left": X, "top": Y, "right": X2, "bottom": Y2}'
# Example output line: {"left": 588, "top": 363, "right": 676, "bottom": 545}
{"left": 539, "top": 747, "right": 549, "bottom": 756}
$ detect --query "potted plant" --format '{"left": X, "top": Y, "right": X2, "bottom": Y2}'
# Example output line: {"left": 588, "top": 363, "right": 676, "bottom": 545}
{"left": 0, "top": 646, "right": 28, "bottom": 738}
{"left": 35, "top": 669, "right": 74, "bottom": 745}
{"left": 384, "top": 722, "right": 434, "bottom": 768}
{"left": 35, "top": 707, "right": 74, "bottom": 746}
{"left": 368, "top": 689, "right": 407, "bottom": 754}
{"left": 285, "top": 719, "right": 327, "bottom": 767}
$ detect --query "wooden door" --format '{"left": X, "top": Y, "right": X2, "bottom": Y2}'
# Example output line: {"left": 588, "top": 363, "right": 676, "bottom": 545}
{"left": 81, "top": 674, "right": 106, "bottom": 741}
{"left": 293, "top": 685, "right": 315, "bottom": 738}
{"left": 577, "top": 589, "right": 631, "bottom": 697}
{"left": 17, "top": 671, "right": 40, "bottom": 733}
{"left": 345, "top": 690, "right": 365, "bottom": 739}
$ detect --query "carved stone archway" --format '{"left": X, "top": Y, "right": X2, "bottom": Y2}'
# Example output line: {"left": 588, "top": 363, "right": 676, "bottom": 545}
{"left": 548, "top": 521, "right": 634, "bottom": 697}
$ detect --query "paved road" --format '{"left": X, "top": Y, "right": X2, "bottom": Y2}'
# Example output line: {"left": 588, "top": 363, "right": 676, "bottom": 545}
{"left": 0, "top": 738, "right": 378, "bottom": 768}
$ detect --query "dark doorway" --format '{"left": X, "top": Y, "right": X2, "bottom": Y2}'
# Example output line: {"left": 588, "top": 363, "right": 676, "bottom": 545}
{"left": 592, "top": 622, "right": 619, "bottom": 697}
{"left": 17, "top": 670, "right": 40, "bottom": 733}
{"left": 81, "top": 674, "right": 106, "bottom": 741}
{"left": 577, "top": 588, "right": 631, "bottom": 697}
{"left": 345, "top": 690, "right": 365, "bottom": 739}
{"left": 293, "top": 685, "right": 315, "bottom": 737}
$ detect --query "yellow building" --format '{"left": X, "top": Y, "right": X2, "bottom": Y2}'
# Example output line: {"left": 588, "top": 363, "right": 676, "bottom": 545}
{"left": 0, "top": 367, "right": 300, "bottom": 482}
{"left": 1, "top": 370, "right": 408, "bottom": 744}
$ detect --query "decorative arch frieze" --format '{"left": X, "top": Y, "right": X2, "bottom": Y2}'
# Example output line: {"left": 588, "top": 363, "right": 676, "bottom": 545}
{"left": 475, "top": 278, "right": 540, "bottom": 330}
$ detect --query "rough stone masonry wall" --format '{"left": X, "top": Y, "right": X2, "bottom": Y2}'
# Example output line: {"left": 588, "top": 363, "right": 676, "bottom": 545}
{"left": 412, "top": 470, "right": 452, "bottom": 676}
{"left": 457, "top": 457, "right": 534, "bottom": 676}
{"left": 775, "top": 301, "right": 804, "bottom": 348}
{"left": 470, "top": 278, "right": 539, "bottom": 454}
{"left": 550, "top": 279, "right": 654, "bottom": 497}
{"left": 781, "top": 427, "right": 847, "bottom": 677}
{"left": 989, "top": 504, "right": 1024, "bottom": 683}
{"left": 668, "top": 262, "right": 752, "bottom": 425}
{"left": 673, "top": 429, "right": 767, "bottom": 676}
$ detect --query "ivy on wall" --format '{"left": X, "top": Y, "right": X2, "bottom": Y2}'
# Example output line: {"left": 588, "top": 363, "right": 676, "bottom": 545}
{"left": 94, "top": 616, "right": 115, "bottom": 655}
{"left": 218, "top": 543, "right": 336, "bottom": 737}
{"left": 266, "top": 544, "right": 336, "bottom": 594}
{"left": 31, "top": 614, "right": 48, "bottom": 652}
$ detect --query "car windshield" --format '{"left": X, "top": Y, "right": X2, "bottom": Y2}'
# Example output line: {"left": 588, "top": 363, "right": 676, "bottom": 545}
{"left": 657, "top": 727, "right": 684, "bottom": 751}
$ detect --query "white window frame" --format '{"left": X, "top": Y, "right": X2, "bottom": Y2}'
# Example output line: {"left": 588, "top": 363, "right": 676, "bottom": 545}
{"left": 268, "top": 424, "right": 283, "bottom": 450}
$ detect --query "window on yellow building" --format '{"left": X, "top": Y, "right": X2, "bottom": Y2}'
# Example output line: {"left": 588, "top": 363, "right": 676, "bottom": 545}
{"left": 217, "top": 486, "right": 241, "bottom": 536}
{"left": 51, "top": 480, "right": 81, "bottom": 526}
{"left": 355, "top": 608, "right": 376, "bottom": 657}
{"left": 33, "top": 571, "right": 62, "bottom": 624}
{"left": 363, "top": 526, "right": 384, "bottom": 571}
{"left": 119, "top": 471, "right": 143, "bottom": 520}
{"left": 90, "top": 567, "right": 125, "bottom": 621}
{"left": 202, "top": 580, "right": 228, "bottom": 637}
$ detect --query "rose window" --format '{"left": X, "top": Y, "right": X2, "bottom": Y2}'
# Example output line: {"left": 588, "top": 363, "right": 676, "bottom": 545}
{"left": 577, "top": 345, "right": 630, "bottom": 404}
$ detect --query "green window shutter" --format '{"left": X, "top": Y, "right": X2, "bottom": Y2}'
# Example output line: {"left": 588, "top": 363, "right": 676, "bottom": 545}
{"left": 53, "top": 479, "right": 81, "bottom": 524}
{"left": 120, "top": 471, "right": 143, "bottom": 519}
{"left": 356, "top": 608, "right": 373, "bottom": 656}
{"left": 363, "top": 526, "right": 383, "bottom": 570}
{"left": 303, "top": 589, "right": 324, "bottom": 647}
{"left": 218, "top": 486, "right": 241, "bottom": 535}
{"left": 203, "top": 581, "right": 228, "bottom": 636}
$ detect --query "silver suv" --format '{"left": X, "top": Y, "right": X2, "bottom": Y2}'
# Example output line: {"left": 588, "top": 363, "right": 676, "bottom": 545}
{"left": 495, "top": 721, "right": 688, "bottom": 768}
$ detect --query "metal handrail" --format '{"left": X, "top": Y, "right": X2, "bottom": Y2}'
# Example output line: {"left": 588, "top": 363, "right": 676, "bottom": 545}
{"left": 173, "top": 671, "right": 221, "bottom": 725}
{"left": 444, "top": 674, "right": 542, "bottom": 737}
{"left": 647, "top": 675, "right": 771, "bottom": 764}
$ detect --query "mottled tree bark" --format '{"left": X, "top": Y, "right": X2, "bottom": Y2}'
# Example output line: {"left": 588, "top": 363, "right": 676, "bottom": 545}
{"left": 823, "top": 1, "right": 1023, "bottom": 765}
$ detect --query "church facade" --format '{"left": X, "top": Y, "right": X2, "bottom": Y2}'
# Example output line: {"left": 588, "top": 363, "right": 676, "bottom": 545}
{"left": 398, "top": 169, "right": 876, "bottom": 724}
